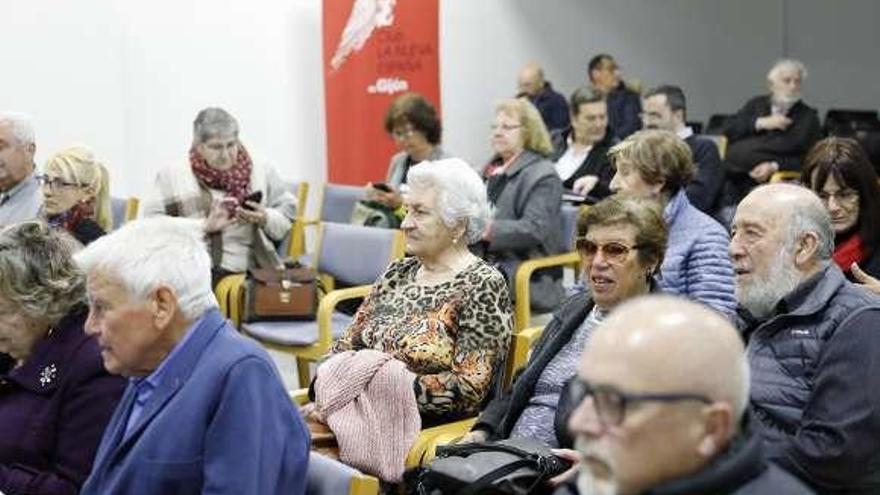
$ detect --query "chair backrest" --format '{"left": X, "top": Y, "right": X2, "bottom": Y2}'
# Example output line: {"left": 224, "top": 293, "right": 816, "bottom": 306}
{"left": 320, "top": 183, "right": 365, "bottom": 223}
{"left": 111, "top": 197, "right": 141, "bottom": 230}
{"left": 307, "top": 452, "right": 379, "bottom": 495}
{"left": 277, "top": 181, "right": 310, "bottom": 258}
{"left": 315, "top": 222, "right": 405, "bottom": 286}
{"left": 560, "top": 204, "right": 581, "bottom": 251}
{"left": 705, "top": 113, "right": 733, "bottom": 135}
{"left": 111, "top": 197, "right": 127, "bottom": 230}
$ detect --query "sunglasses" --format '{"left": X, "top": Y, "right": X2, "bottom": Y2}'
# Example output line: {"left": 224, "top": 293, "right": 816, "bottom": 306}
{"left": 574, "top": 237, "right": 642, "bottom": 264}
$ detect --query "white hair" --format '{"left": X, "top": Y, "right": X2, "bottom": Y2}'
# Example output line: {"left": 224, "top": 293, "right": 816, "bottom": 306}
{"left": 0, "top": 111, "right": 35, "bottom": 145}
{"left": 74, "top": 216, "right": 217, "bottom": 320}
{"left": 406, "top": 157, "right": 490, "bottom": 243}
{"left": 767, "top": 59, "right": 808, "bottom": 82}
{"left": 786, "top": 194, "right": 834, "bottom": 260}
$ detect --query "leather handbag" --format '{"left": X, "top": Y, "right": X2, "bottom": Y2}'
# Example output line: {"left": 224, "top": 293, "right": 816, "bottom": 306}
{"left": 242, "top": 263, "right": 321, "bottom": 322}
{"left": 416, "top": 437, "right": 571, "bottom": 495}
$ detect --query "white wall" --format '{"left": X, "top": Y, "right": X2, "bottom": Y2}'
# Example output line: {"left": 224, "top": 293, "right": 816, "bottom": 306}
{"left": 1, "top": 0, "right": 878, "bottom": 198}
{"left": 0, "top": 0, "right": 325, "bottom": 197}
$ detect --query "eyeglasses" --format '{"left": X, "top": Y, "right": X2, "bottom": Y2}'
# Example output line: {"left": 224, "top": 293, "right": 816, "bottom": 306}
{"left": 574, "top": 237, "right": 642, "bottom": 264}
{"left": 36, "top": 175, "right": 83, "bottom": 190}
{"left": 490, "top": 123, "right": 522, "bottom": 133}
{"left": 817, "top": 189, "right": 859, "bottom": 206}
{"left": 568, "top": 377, "right": 712, "bottom": 428}
{"left": 391, "top": 127, "right": 416, "bottom": 141}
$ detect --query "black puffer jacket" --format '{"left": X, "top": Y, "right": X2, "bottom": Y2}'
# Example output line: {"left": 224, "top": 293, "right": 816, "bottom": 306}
{"left": 739, "top": 263, "right": 880, "bottom": 493}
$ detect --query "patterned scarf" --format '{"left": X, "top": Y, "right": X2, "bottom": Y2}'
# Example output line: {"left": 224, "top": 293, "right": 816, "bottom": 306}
{"left": 46, "top": 200, "right": 94, "bottom": 233}
{"left": 189, "top": 145, "right": 253, "bottom": 212}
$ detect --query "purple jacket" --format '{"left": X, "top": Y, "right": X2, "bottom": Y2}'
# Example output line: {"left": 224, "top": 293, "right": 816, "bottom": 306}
{"left": 0, "top": 307, "right": 126, "bottom": 494}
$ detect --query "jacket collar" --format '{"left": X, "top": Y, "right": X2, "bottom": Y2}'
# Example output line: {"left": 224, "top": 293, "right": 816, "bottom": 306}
{"left": 4, "top": 306, "right": 89, "bottom": 395}
{"left": 646, "top": 414, "right": 767, "bottom": 495}
{"left": 501, "top": 149, "right": 545, "bottom": 178}
{"left": 105, "top": 308, "right": 227, "bottom": 457}
{"left": 663, "top": 189, "right": 689, "bottom": 224}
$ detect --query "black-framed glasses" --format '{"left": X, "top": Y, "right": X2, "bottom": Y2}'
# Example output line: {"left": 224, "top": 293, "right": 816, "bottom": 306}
{"left": 36, "top": 174, "right": 83, "bottom": 190}
{"left": 568, "top": 377, "right": 712, "bottom": 428}
{"left": 574, "top": 237, "right": 642, "bottom": 264}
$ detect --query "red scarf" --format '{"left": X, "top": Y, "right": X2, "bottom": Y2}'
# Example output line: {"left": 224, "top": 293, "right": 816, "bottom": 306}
{"left": 833, "top": 233, "right": 867, "bottom": 272}
{"left": 47, "top": 200, "right": 94, "bottom": 233}
{"left": 189, "top": 145, "right": 253, "bottom": 211}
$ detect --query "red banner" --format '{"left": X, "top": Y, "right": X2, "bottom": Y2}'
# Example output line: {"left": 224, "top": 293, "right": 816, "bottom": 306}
{"left": 323, "top": 0, "right": 441, "bottom": 185}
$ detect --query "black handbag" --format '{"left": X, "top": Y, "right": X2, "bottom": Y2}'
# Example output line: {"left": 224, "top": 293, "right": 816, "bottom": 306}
{"left": 416, "top": 437, "right": 571, "bottom": 495}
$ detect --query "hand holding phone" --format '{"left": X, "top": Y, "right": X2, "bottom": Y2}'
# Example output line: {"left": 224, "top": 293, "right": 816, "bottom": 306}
{"left": 242, "top": 191, "right": 263, "bottom": 211}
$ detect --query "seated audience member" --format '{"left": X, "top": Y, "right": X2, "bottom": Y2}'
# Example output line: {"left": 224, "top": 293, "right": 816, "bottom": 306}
{"left": 587, "top": 54, "right": 641, "bottom": 140}
{"left": 720, "top": 59, "right": 821, "bottom": 211}
{"left": 730, "top": 183, "right": 880, "bottom": 493}
{"left": 641, "top": 84, "right": 724, "bottom": 214}
{"left": 329, "top": 159, "right": 513, "bottom": 424}
{"left": 518, "top": 62, "right": 570, "bottom": 133}
{"left": 558, "top": 296, "right": 813, "bottom": 495}
{"left": 142, "top": 107, "right": 296, "bottom": 286}
{"left": 76, "top": 217, "right": 309, "bottom": 495}
{"left": 40, "top": 146, "right": 113, "bottom": 245}
{"left": 0, "top": 112, "right": 41, "bottom": 225}
{"left": 609, "top": 130, "right": 737, "bottom": 316}
{"left": 0, "top": 222, "right": 125, "bottom": 494}
{"left": 366, "top": 92, "right": 448, "bottom": 211}
{"left": 480, "top": 98, "right": 565, "bottom": 312}
{"left": 802, "top": 137, "right": 880, "bottom": 280}
{"left": 462, "top": 195, "right": 667, "bottom": 448}
{"left": 550, "top": 87, "right": 616, "bottom": 199}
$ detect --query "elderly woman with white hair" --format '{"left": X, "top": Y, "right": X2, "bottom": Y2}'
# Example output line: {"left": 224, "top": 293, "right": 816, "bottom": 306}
{"left": 330, "top": 158, "right": 514, "bottom": 423}
{"left": 40, "top": 145, "right": 113, "bottom": 245}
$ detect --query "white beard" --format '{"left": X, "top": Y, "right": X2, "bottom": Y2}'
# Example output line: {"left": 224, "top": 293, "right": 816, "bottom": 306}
{"left": 737, "top": 246, "right": 803, "bottom": 319}
{"left": 577, "top": 469, "right": 619, "bottom": 495}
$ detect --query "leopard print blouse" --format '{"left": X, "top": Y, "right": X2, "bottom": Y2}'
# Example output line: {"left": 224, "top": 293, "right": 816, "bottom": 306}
{"left": 333, "top": 256, "right": 513, "bottom": 418}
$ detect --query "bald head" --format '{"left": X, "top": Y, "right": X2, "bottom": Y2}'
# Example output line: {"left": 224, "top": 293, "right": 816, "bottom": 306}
{"left": 584, "top": 295, "right": 749, "bottom": 421}
{"left": 517, "top": 62, "right": 546, "bottom": 97}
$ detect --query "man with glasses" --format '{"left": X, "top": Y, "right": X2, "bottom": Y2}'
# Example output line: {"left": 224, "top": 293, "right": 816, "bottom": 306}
{"left": 729, "top": 183, "right": 880, "bottom": 493}
{"left": 0, "top": 111, "right": 41, "bottom": 226}
{"left": 559, "top": 295, "right": 812, "bottom": 495}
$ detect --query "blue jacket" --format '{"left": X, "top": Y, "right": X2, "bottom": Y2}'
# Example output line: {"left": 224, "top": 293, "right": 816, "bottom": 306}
{"left": 657, "top": 190, "right": 737, "bottom": 316}
{"left": 80, "top": 309, "right": 309, "bottom": 495}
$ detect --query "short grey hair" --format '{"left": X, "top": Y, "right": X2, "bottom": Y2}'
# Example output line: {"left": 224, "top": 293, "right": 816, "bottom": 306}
{"left": 0, "top": 221, "right": 85, "bottom": 323}
{"left": 785, "top": 192, "right": 834, "bottom": 260}
{"left": 192, "top": 107, "right": 239, "bottom": 144}
{"left": 406, "top": 158, "right": 490, "bottom": 243}
{"left": 767, "top": 59, "right": 808, "bottom": 82}
{"left": 74, "top": 217, "right": 218, "bottom": 320}
{"left": 0, "top": 111, "right": 35, "bottom": 145}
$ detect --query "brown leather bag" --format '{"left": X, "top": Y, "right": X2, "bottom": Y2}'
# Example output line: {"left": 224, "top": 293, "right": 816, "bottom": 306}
{"left": 242, "top": 264, "right": 320, "bottom": 322}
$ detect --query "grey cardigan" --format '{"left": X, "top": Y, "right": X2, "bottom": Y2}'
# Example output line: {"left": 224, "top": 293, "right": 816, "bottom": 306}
{"left": 484, "top": 150, "right": 565, "bottom": 312}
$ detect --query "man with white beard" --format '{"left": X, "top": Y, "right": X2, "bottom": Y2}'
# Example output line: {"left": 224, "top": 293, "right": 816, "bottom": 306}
{"left": 730, "top": 183, "right": 880, "bottom": 493}
{"left": 558, "top": 295, "right": 810, "bottom": 495}
{"left": 717, "top": 60, "right": 821, "bottom": 223}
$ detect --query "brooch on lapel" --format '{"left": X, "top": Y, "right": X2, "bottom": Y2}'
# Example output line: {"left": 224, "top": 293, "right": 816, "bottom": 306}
{"left": 39, "top": 363, "right": 58, "bottom": 388}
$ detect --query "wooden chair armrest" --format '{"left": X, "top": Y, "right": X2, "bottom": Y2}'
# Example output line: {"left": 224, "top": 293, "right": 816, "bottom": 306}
{"left": 769, "top": 171, "right": 801, "bottom": 183}
{"left": 514, "top": 252, "right": 580, "bottom": 331}
{"left": 315, "top": 285, "right": 372, "bottom": 350}
{"left": 405, "top": 417, "right": 478, "bottom": 468}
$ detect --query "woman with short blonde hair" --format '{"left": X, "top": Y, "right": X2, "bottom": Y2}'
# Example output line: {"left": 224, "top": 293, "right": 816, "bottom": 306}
{"left": 41, "top": 145, "right": 113, "bottom": 244}
{"left": 479, "top": 98, "right": 565, "bottom": 312}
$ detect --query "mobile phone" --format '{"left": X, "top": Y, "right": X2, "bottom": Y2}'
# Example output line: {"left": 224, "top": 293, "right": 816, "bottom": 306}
{"left": 242, "top": 190, "right": 263, "bottom": 210}
{"left": 372, "top": 182, "right": 392, "bottom": 193}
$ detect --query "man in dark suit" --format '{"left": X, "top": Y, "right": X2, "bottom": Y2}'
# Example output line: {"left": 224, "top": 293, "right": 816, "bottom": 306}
{"left": 720, "top": 59, "right": 822, "bottom": 215}
{"left": 76, "top": 217, "right": 309, "bottom": 495}
{"left": 641, "top": 84, "right": 724, "bottom": 215}
{"left": 587, "top": 54, "right": 641, "bottom": 141}
{"left": 518, "top": 62, "right": 570, "bottom": 133}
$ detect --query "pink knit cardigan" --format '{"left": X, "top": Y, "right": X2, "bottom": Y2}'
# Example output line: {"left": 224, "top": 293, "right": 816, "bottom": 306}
{"left": 315, "top": 349, "right": 421, "bottom": 482}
